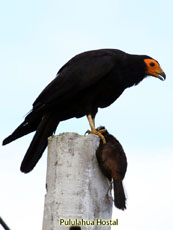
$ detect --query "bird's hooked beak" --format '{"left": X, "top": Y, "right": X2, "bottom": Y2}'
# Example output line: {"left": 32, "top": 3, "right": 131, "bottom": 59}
{"left": 156, "top": 71, "right": 166, "bottom": 81}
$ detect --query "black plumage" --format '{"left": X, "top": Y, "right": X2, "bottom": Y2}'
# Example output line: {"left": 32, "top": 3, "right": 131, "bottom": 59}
{"left": 96, "top": 127, "right": 127, "bottom": 210}
{"left": 2, "top": 49, "right": 166, "bottom": 173}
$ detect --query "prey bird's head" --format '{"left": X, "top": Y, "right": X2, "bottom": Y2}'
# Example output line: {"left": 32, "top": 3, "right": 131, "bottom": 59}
{"left": 144, "top": 58, "right": 166, "bottom": 81}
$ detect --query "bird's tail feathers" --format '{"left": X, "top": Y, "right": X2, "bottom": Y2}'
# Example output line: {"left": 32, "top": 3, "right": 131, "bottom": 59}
{"left": 113, "top": 179, "right": 126, "bottom": 210}
{"left": 20, "top": 112, "right": 59, "bottom": 173}
{"left": 2, "top": 120, "right": 39, "bottom": 145}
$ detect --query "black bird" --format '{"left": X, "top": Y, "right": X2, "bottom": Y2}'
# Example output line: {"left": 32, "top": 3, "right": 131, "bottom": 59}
{"left": 96, "top": 127, "right": 127, "bottom": 210}
{"left": 2, "top": 49, "right": 166, "bottom": 173}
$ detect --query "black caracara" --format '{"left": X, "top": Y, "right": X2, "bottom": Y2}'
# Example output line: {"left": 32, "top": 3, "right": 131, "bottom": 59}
{"left": 2, "top": 49, "right": 166, "bottom": 173}
{"left": 96, "top": 127, "right": 127, "bottom": 210}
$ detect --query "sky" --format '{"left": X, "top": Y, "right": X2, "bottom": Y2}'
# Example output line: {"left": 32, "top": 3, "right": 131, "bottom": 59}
{"left": 0, "top": 0, "right": 173, "bottom": 229}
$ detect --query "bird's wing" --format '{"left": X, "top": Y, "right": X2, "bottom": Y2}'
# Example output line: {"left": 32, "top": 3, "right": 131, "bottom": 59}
{"left": 32, "top": 52, "right": 116, "bottom": 111}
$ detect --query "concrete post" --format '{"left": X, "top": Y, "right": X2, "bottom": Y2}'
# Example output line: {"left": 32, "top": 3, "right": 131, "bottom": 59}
{"left": 42, "top": 133, "right": 113, "bottom": 230}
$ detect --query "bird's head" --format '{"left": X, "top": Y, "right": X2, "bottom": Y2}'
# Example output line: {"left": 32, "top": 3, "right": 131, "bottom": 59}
{"left": 144, "top": 58, "right": 166, "bottom": 81}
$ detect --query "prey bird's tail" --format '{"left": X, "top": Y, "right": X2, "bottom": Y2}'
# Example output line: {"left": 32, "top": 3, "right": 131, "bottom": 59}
{"left": 20, "top": 112, "right": 59, "bottom": 173}
{"left": 113, "top": 179, "right": 126, "bottom": 210}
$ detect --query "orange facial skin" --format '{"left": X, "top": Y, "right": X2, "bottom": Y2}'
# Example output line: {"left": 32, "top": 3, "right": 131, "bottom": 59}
{"left": 144, "top": 58, "right": 166, "bottom": 80}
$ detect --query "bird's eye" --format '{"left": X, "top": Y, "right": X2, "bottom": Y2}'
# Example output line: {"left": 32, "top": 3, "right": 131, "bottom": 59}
{"left": 150, "top": 62, "right": 155, "bottom": 67}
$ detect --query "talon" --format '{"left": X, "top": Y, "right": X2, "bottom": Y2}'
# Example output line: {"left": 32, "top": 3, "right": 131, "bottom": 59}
{"left": 88, "top": 129, "right": 106, "bottom": 144}
{"left": 84, "top": 130, "right": 90, "bottom": 136}
{"left": 97, "top": 128, "right": 107, "bottom": 134}
{"left": 85, "top": 129, "right": 95, "bottom": 135}
{"left": 86, "top": 115, "right": 106, "bottom": 144}
{"left": 96, "top": 130, "right": 106, "bottom": 144}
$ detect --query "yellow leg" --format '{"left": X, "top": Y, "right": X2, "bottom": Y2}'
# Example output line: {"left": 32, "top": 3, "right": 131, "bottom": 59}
{"left": 87, "top": 114, "right": 95, "bottom": 130}
{"left": 86, "top": 115, "right": 106, "bottom": 144}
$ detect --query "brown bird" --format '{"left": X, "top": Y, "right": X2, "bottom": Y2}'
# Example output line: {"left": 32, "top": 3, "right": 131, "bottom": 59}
{"left": 2, "top": 49, "right": 165, "bottom": 173}
{"left": 96, "top": 127, "right": 127, "bottom": 210}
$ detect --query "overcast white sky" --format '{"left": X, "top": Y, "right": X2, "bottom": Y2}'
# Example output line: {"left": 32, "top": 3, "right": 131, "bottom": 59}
{"left": 0, "top": 0, "right": 173, "bottom": 230}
